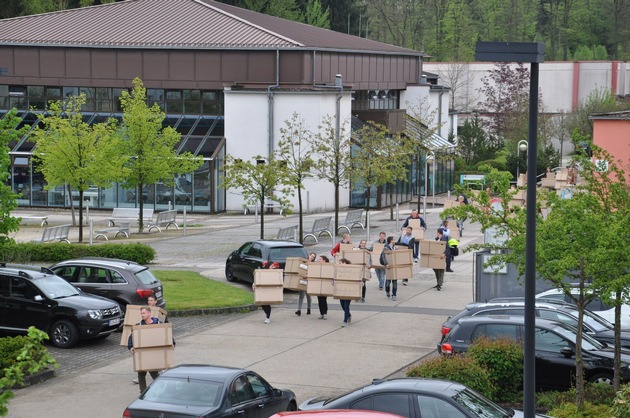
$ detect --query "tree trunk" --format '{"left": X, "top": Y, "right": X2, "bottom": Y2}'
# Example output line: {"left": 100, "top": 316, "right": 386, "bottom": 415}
{"left": 334, "top": 182, "right": 340, "bottom": 239}
{"left": 614, "top": 288, "right": 622, "bottom": 390}
{"left": 259, "top": 194, "right": 265, "bottom": 239}
{"left": 138, "top": 184, "right": 144, "bottom": 233}
{"left": 298, "top": 187, "right": 304, "bottom": 244}
{"left": 78, "top": 189, "right": 84, "bottom": 242}
{"left": 67, "top": 184, "right": 76, "bottom": 226}
{"left": 575, "top": 260, "right": 586, "bottom": 408}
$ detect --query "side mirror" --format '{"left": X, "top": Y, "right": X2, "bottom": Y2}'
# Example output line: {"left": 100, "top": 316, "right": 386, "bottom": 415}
{"left": 272, "top": 388, "right": 283, "bottom": 398}
{"left": 34, "top": 295, "right": 44, "bottom": 302}
{"left": 560, "top": 347, "right": 574, "bottom": 358}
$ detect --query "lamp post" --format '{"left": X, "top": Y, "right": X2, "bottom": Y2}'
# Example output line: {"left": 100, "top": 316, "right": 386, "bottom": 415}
{"left": 476, "top": 41, "right": 544, "bottom": 418}
{"left": 422, "top": 151, "right": 434, "bottom": 220}
{"left": 516, "top": 140, "right": 528, "bottom": 180}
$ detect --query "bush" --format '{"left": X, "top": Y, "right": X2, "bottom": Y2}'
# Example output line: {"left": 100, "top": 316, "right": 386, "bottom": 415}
{"left": 467, "top": 337, "right": 523, "bottom": 402}
{"left": 0, "top": 242, "right": 155, "bottom": 265}
{"left": 537, "top": 383, "right": 616, "bottom": 410}
{"left": 611, "top": 383, "right": 630, "bottom": 417}
{"left": 407, "top": 355, "right": 495, "bottom": 399}
{"left": 548, "top": 401, "right": 612, "bottom": 417}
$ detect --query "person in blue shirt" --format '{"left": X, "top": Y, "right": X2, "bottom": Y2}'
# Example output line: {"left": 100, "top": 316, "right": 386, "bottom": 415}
{"left": 128, "top": 306, "right": 161, "bottom": 393}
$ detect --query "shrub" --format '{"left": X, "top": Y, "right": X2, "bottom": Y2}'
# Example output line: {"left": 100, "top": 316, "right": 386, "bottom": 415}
{"left": 611, "top": 383, "right": 630, "bottom": 417}
{"left": 0, "top": 242, "right": 155, "bottom": 264}
{"left": 548, "top": 401, "right": 612, "bottom": 417}
{"left": 467, "top": 337, "right": 523, "bottom": 402}
{"left": 407, "top": 355, "right": 495, "bottom": 399}
{"left": 537, "top": 383, "right": 616, "bottom": 410}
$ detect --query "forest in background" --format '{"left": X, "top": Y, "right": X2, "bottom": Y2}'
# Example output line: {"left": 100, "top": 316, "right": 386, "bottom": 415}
{"left": 1, "top": 0, "right": 628, "bottom": 62}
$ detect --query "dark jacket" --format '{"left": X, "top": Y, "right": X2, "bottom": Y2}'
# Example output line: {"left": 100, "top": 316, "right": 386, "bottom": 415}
{"left": 379, "top": 243, "right": 396, "bottom": 266}
{"left": 396, "top": 233, "right": 415, "bottom": 251}
{"left": 402, "top": 215, "right": 427, "bottom": 229}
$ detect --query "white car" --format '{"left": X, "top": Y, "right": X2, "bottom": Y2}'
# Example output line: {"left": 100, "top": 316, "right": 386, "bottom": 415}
{"left": 536, "top": 287, "right": 630, "bottom": 330}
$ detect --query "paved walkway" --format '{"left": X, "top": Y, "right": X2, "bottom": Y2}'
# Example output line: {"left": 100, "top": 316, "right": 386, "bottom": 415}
{"left": 8, "top": 199, "right": 481, "bottom": 418}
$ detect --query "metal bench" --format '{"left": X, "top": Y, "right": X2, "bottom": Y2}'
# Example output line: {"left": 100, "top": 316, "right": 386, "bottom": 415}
{"left": 244, "top": 202, "right": 284, "bottom": 215}
{"left": 147, "top": 210, "right": 179, "bottom": 233}
{"left": 108, "top": 208, "right": 154, "bottom": 226}
{"left": 337, "top": 209, "right": 365, "bottom": 234}
{"left": 15, "top": 214, "right": 49, "bottom": 226}
{"left": 303, "top": 217, "right": 333, "bottom": 243}
{"left": 276, "top": 225, "right": 298, "bottom": 241}
{"left": 94, "top": 223, "right": 130, "bottom": 241}
{"left": 34, "top": 224, "right": 71, "bottom": 243}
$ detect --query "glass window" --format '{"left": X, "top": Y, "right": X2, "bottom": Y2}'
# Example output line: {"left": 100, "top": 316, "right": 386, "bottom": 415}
{"left": 10, "top": 277, "right": 38, "bottom": 299}
{"left": 230, "top": 376, "right": 254, "bottom": 404}
{"left": 451, "top": 389, "right": 508, "bottom": 418}
{"left": 78, "top": 267, "right": 109, "bottom": 284}
{"left": 134, "top": 269, "right": 160, "bottom": 285}
{"left": 63, "top": 86, "right": 79, "bottom": 98}
{"left": 53, "top": 266, "right": 78, "bottom": 282}
{"left": 80, "top": 87, "right": 96, "bottom": 111}
{"left": 247, "top": 243, "right": 263, "bottom": 258}
{"left": 110, "top": 270, "right": 127, "bottom": 284}
{"left": 246, "top": 374, "right": 269, "bottom": 398}
{"left": 147, "top": 89, "right": 164, "bottom": 109}
{"left": 113, "top": 88, "right": 127, "bottom": 111}
{"left": 166, "top": 90, "right": 181, "bottom": 100}
{"left": 95, "top": 88, "right": 112, "bottom": 112}
{"left": 471, "top": 324, "right": 518, "bottom": 341}
{"left": 372, "top": 394, "right": 410, "bottom": 417}
{"left": 46, "top": 87, "right": 61, "bottom": 99}
{"left": 417, "top": 394, "right": 466, "bottom": 418}
{"left": 535, "top": 328, "right": 570, "bottom": 353}
{"left": 142, "top": 378, "right": 222, "bottom": 407}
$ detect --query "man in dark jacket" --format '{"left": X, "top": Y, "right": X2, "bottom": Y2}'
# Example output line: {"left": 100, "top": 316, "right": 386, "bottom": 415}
{"left": 433, "top": 228, "right": 452, "bottom": 291}
{"left": 128, "top": 307, "right": 161, "bottom": 393}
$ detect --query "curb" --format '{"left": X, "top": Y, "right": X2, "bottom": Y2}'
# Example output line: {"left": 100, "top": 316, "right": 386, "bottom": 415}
{"left": 168, "top": 304, "right": 257, "bottom": 317}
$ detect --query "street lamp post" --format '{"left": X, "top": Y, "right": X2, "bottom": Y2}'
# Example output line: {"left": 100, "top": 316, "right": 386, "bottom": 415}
{"left": 422, "top": 151, "right": 434, "bottom": 220}
{"left": 516, "top": 140, "right": 528, "bottom": 181}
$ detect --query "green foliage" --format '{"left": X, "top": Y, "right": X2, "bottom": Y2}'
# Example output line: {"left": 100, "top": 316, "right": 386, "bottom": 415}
{"left": 0, "top": 327, "right": 57, "bottom": 416}
{"left": 0, "top": 109, "right": 23, "bottom": 245}
{"left": 548, "top": 401, "right": 612, "bottom": 417}
{"left": 611, "top": 383, "right": 630, "bottom": 417}
{"left": 407, "top": 355, "right": 495, "bottom": 399}
{"left": 304, "top": 0, "right": 330, "bottom": 29}
{"left": 467, "top": 337, "right": 523, "bottom": 402}
{"left": 566, "top": 88, "right": 630, "bottom": 139}
{"left": 537, "top": 383, "right": 616, "bottom": 410}
{"left": 456, "top": 115, "right": 503, "bottom": 168}
{"left": 0, "top": 242, "right": 155, "bottom": 264}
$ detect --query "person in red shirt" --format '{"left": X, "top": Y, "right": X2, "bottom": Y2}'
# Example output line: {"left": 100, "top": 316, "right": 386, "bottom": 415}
{"left": 331, "top": 233, "right": 352, "bottom": 257}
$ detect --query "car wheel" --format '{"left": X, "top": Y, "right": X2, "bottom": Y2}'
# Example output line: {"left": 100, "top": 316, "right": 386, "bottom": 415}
{"left": 286, "top": 401, "right": 297, "bottom": 412}
{"left": 225, "top": 264, "right": 237, "bottom": 282}
{"left": 588, "top": 373, "right": 614, "bottom": 385}
{"left": 50, "top": 319, "right": 79, "bottom": 348}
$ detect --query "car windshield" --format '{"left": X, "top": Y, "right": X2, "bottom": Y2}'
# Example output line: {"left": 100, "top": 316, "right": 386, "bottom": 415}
{"left": 34, "top": 275, "right": 80, "bottom": 299}
{"left": 452, "top": 388, "right": 511, "bottom": 418}
{"left": 550, "top": 323, "right": 605, "bottom": 351}
{"left": 141, "top": 377, "right": 223, "bottom": 407}
{"left": 269, "top": 247, "right": 307, "bottom": 261}
{"left": 567, "top": 308, "right": 612, "bottom": 332}
{"left": 134, "top": 269, "right": 159, "bottom": 285}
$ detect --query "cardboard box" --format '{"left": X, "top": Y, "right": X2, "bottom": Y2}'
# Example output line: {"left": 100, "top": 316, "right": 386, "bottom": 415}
{"left": 340, "top": 249, "right": 370, "bottom": 265}
{"left": 283, "top": 273, "right": 308, "bottom": 292}
{"left": 420, "top": 254, "right": 446, "bottom": 269}
{"left": 556, "top": 168, "right": 568, "bottom": 181}
{"left": 385, "top": 265, "right": 413, "bottom": 280}
{"left": 307, "top": 277, "right": 334, "bottom": 296}
{"left": 131, "top": 323, "right": 173, "bottom": 348}
{"left": 285, "top": 257, "right": 308, "bottom": 277}
{"left": 333, "top": 280, "right": 363, "bottom": 300}
{"left": 335, "top": 264, "right": 364, "bottom": 281}
{"left": 420, "top": 240, "right": 446, "bottom": 255}
{"left": 254, "top": 269, "right": 283, "bottom": 286}
{"left": 446, "top": 220, "right": 458, "bottom": 232}
{"left": 512, "top": 189, "right": 526, "bottom": 200}
{"left": 555, "top": 180, "right": 568, "bottom": 190}
{"left": 254, "top": 286, "right": 283, "bottom": 305}
{"left": 508, "top": 199, "right": 525, "bottom": 209}
{"left": 443, "top": 199, "right": 458, "bottom": 209}
{"left": 339, "top": 243, "right": 354, "bottom": 252}
{"left": 123, "top": 305, "right": 167, "bottom": 326}
{"left": 133, "top": 346, "right": 174, "bottom": 372}
{"left": 306, "top": 262, "right": 335, "bottom": 279}
{"left": 407, "top": 220, "right": 425, "bottom": 240}
{"left": 385, "top": 249, "right": 413, "bottom": 266}
{"left": 541, "top": 177, "right": 555, "bottom": 188}
{"left": 371, "top": 243, "right": 385, "bottom": 268}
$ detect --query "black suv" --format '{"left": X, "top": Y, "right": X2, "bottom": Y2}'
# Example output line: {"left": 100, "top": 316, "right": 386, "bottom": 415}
{"left": 49, "top": 257, "right": 166, "bottom": 312}
{"left": 0, "top": 266, "right": 122, "bottom": 348}
{"left": 225, "top": 240, "right": 308, "bottom": 283}
{"left": 440, "top": 315, "right": 630, "bottom": 390}
{"left": 440, "top": 299, "right": 630, "bottom": 349}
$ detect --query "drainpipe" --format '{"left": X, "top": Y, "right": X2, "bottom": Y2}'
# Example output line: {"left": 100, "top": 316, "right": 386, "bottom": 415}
{"left": 267, "top": 50, "right": 280, "bottom": 156}
{"left": 437, "top": 86, "right": 444, "bottom": 137}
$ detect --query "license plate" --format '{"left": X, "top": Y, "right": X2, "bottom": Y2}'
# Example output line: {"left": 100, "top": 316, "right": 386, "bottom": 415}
{"left": 155, "top": 291, "right": 162, "bottom": 299}
{"left": 109, "top": 318, "right": 121, "bottom": 326}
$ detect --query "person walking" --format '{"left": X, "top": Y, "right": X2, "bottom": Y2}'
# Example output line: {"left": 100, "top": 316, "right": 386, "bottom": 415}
{"left": 132, "top": 295, "right": 168, "bottom": 385}
{"left": 402, "top": 209, "right": 426, "bottom": 262}
{"left": 296, "top": 253, "right": 314, "bottom": 316}
{"left": 331, "top": 233, "right": 352, "bottom": 257}
{"left": 128, "top": 307, "right": 160, "bottom": 393}
{"left": 433, "top": 228, "right": 452, "bottom": 290}
{"left": 437, "top": 226, "right": 454, "bottom": 273}
{"left": 357, "top": 240, "right": 369, "bottom": 303}
{"left": 253, "top": 262, "right": 279, "bottom": 323}
{"left": 396, "top": 226, "right": 416, "bottom": 285}
{"left": 380, "top": 236, "right": 398, "bottom": 301}
{"left": 337, "top": 258, "right": 353, "bottom": 327}
{"left": 371, "top": 231, "right": 387, "bottom": 290}
{"left": 316, "top": 255, "right": 330, "bottom": 319}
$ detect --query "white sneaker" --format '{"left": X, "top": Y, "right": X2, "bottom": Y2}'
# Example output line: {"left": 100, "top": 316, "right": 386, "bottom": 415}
{"left": 264, "top": 318, "right": 270, "bottom": 324}
{"left": 341, "top": 322, "right": 347, "bottom": 327}
{"left": 322, "top": 314, "right": 327, "bottom": 320}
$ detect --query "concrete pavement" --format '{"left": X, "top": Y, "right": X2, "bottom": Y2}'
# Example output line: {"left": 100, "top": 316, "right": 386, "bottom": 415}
{"left": 7, "top": 201, "right": 481, "bottom": 417}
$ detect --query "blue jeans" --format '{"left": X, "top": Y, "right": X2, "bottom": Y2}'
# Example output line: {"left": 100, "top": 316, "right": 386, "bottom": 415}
{"left": 375, "top": 268, "right": 386, "bottom": 288}
{"left": 385, "top": 280, "right": 397, "bottom": 296}
{"left": 339, "top": 299, "right": 351, "bottom": 322}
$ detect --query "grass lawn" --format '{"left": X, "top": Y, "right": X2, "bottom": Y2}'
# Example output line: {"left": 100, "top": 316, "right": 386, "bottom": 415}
{"left": 153, "top": 270, "right": 253, "bottom": 311}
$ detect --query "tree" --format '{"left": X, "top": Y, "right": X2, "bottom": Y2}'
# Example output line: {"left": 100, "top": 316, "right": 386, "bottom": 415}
{"left": 456, "top": 114, "right": 503, "bottom": 167}
{"left": 566, "top": 87, "right": 629, "bottom": 140}
{"left": 304, "top": 0, "right": 330, "bottom": 28}
{"left": 220, "top": 155, "right": 290, "bottom": 239}
{"left": 119, "top": 78, "right": 203, "bottom": 233}
{"left": 31, "top": 95, "right": 126, "bottom": 242}
{"left": 238, "top": 0, "right": 304, "bottom": 21}
{"left": 277, "top": 113, "right": 315, "bottom": 244}
{"left": 0, "top": 109, "right": 24, "bottom": 244}
{"left": 309, "top": 115, "right": 352, "bottom": 236}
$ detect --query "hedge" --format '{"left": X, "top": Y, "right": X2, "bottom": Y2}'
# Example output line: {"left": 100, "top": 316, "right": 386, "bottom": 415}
{"left": 0, "top": 242, "right": 155, "bottom": 265}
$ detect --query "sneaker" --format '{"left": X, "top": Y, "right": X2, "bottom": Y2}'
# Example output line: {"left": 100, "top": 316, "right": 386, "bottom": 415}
{"left": 392, "top": 296, "right": 397, "bottom": 301}
{"left": 132, "top": 378, "right": 139, "bottom": 384}
{"left": 414, "top": 258, "right": 418, "bottom": 263}
{"left": 264, "top": 318, "right": 270, "bottom": 324}
{"left": 386, "top": 293, "right": 390, "bottom": 298}
{"left": 318, "top": 315, "right": 324, "bottom": 319}
{"left": 446, "top": 269, "right": 454, "bottom": 273}
{"left": 379, "top": 286, "right": 383, "bottom": 290}
{"left": 307, "top": 308, "right": 311, "bottom": 315}
{"left": 348, "top": 316, "right": 352, "bottom": 324}
{"left": 361, "top": 298, "right": 365, "bottom": 303}
{"left": 436, "top": 286, "right": 441, "bottom": 291}
{"left": 322, "top": 314, "right": 327, "bottom": 320}
{"left": 403, "top": 282, "right": 407, "bottom": 286}
{"left": 341, "top": 321, "right": 347, "bottom": 327}
{"left": 295, "top": 310, "right": 301, "bottom": 316}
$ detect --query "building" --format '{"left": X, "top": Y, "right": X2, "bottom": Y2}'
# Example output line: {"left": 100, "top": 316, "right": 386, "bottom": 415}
{"left": 590, "top": 110, "right": 630, "bottom": 184}
{"left": 0, "top": 0, "right": 456, "bottom": 213}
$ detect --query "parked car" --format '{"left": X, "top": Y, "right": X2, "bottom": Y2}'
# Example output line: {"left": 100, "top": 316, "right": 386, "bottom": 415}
{"left": 273, "top": 410, "right": 404, "bottom": 418}
{"left": 49, "top": 257, "right": 166, "bottom": 312}
{"left": 440, "top": 315, "right": 630, "bottom": 390}
{"left": 440, "top": 299, "right": 630, "bottom": 348}
{"left": 535, "top": 287, "right": 630, "bottom": 330}
{"left": 123, "top": 364, "right": 297, "bottom": 418}
{"left": 0, "top": 266, "right": 122, "bottom": 348}
{"left": 299, "top": 378, "right": 546, "bottom": 417}
{"left": 225, "top": 240, "right": 308, "bottom": 283}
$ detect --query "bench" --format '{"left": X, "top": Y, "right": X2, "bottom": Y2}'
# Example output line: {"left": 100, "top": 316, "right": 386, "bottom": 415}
{"left": 147, "top": 210, "right": 179, "bottom": 233}
{"left": 303, "top": 217, "right": 333, "bottom": 243}
{"left": 15, "top": 214, "right": 48, "bottom": 226}
{"left": 108, "top": 208, "right": 154, "bottom": 227}
{"left": 337, "top": 209, "right": 365, "bottom": 234}
{"left": 94, "top": 223, "right": 130, "bottom": 241}
{"left": 276, "top": 225, "right": 298, "bottom": 241}
{"left": 243, "top": 201, "right": 284, "bottom": 215}
{"left": 34, "top": 224, "right": 71, "bottom": 243}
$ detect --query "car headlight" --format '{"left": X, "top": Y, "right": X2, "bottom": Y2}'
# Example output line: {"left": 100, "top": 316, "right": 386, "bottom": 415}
{"left": 88, "top": 310, "right": 103, "bottom": 319}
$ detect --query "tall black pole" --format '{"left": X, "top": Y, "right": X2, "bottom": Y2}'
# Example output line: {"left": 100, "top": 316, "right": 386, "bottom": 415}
{"left": 524, "top": 62, "right": 539, "bottom": 417}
